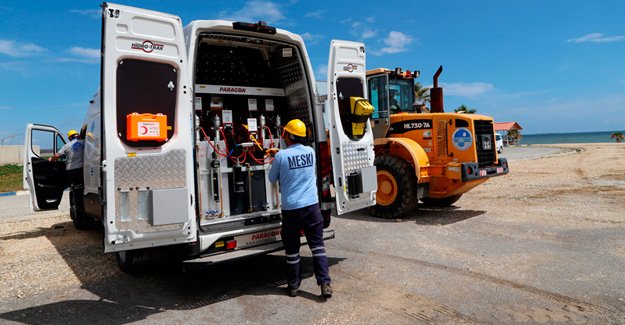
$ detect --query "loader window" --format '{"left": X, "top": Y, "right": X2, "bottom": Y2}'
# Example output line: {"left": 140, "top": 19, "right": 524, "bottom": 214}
{"left": 116, "top": 59, "right": 177, "bottom": 147}
{"left": 389, "top": 78, "right": 415, "bottom": 112}
{"left": 367, "top": 74, "right": 389, "bottom": 119}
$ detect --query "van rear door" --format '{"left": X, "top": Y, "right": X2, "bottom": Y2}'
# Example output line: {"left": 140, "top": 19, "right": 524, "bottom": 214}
{"left": 327, "top": 40, "right": 377, "bottom": 214}
{"left": 23, "top": 124, "right": 67, "bottom": 211}
{"left": 101, "top": 3, "right": 195, "bottom": 253}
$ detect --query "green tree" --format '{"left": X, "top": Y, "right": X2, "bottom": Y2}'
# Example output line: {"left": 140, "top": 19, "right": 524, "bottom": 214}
{"left": 610, "top": 132, "right": 624, "bottom": 143}
{"left": 414, "top": 82, "right": 430, "bottom": 104}
{"left": 454, "top": 104, "right": 477, "bottom": 114}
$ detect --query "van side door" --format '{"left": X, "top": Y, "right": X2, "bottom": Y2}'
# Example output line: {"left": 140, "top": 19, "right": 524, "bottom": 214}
{"left": 326, "top": 40, "right": 377, "bottom": 214}
{"left": 23, "top": 124, "right": 67, "bottom": 211}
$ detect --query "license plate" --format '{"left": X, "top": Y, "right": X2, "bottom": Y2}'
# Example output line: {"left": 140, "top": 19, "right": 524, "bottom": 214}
{"left": 235, "top": 228, "right": 282, "bottom": 249}
{"left": 497, "top": 167, "right": 503, "bottom": 173}
{"left": 479, "top": 170, "right": 487, "bottom": 177}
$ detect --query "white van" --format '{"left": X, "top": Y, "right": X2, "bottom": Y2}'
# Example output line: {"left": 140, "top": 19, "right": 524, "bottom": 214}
{"left": 24, "top": 2, "right": 377, "bottom": 271}
{"left": 496, "top": 133, "right": 504, "bottom": 153}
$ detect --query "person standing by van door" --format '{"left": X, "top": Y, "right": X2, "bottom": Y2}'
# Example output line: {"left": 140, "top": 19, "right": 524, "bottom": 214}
{"left": 268, "top": 119, "right": 333, "bottom": 298}
{"left": 49, "top": 129, "right": 85, "bottom": 189}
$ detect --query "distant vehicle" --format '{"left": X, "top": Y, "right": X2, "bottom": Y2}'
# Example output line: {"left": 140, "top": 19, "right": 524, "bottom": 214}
{"left": 496, "top": 133, "right": 504, "bottom": 153}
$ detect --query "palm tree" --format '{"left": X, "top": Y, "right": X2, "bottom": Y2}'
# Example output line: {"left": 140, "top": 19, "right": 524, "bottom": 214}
{"left": 454, "top": 104, "right": 477, "bottom": 114}
{"left": 414, "top": 82, "right": 430, "bottom": 113}
{"left": 611, "top": 132, "right": 624, "bottom": 143}
{"left": 414, "top": 82, "right": 430, "bottom": 104}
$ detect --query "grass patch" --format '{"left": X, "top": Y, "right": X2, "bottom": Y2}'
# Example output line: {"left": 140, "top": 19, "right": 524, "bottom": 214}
{"left": 0, "top": 164, "right": 23, "bottom": 192}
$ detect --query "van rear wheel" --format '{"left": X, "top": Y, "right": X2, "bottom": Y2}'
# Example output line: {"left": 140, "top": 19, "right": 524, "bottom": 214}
{"left": 370, "top": 155, "right": 417, "bottom": 219}
{"left": 116, "top": 250, "right": 143, "bottom": 274}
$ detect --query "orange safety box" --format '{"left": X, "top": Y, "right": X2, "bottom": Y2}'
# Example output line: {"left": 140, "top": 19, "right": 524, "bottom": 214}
{"left": 126, "top": 113, "right": 168, "bottom": 142}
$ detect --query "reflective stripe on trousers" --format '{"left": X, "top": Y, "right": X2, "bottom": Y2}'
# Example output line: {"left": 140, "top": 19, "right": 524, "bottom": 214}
{"left": 281, "top": 203, "right": 331, "bottom": 288}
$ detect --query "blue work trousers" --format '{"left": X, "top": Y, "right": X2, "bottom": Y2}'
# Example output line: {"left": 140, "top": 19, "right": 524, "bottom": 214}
{"left": 281, "top": 203, "right": 331, "bottom": 288}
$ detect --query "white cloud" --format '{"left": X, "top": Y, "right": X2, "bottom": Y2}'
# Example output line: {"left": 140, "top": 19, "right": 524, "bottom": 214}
{"left": 567, "top": 33, "right": 625, "bottom": 43}
{"left": 304, "top": 10, "right": 326, "bottom": 19}
{"left": 70, "top": 9, "right": 101, "bottom": 19}
{"left": 341, "top": 18, "right": 377, "bottom": 40}
{"left": 53, "top": 47, "right": 99, "bottom": 64}
{"left": 0, "top": 61, "right": 26, "bottom": 71}
{"left": 301, "top": 32, "right": 323, "bottom": 45}
{"left": 378, "top": 31, "right": 413, "bottom": 55}
{"left": 317, "top": 64, "right": 328, "bottom": 79}
{"left": 0, "top": 39, "right": 46, "bottom": 57}
{"left": 361, "top": 29, "right": 377, "bottom": 39}
{"left": 441, "top": 82, "right": 495, "bottom": 97}
{"left": 70, "top": 47, "right": 99, "bottom": 59}
{"left": 218, "top": 1, "right": 285, "bottom": 24}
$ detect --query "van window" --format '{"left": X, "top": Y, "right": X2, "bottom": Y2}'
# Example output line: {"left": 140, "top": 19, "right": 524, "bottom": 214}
{"left": 336, "top": 77, "right": 364, "bottom": 140}
{"left": 30, "top": 129, "right": 65, "bottom": 159}
{"left": 116, "top": 59, "right": 177, "bottom": 147}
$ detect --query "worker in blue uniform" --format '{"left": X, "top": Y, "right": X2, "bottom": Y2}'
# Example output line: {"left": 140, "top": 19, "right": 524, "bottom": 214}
{"left": 49, "top": 129, "right": 84, "bottom": 187}
{"left": 268, "top": 119, "right": 332, "bottom": 298}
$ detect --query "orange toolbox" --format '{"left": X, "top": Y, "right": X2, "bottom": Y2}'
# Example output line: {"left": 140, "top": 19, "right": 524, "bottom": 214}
{"left": 126, "top": 113, "right": 168, "bottom": 142}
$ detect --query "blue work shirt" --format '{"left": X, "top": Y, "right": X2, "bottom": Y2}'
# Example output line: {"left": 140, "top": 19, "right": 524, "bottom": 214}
{"left": 58, "top": 139, "right": 84, "bottom": 171}
{"left": 268, "top": 143, "right": 319, "bottom": 210}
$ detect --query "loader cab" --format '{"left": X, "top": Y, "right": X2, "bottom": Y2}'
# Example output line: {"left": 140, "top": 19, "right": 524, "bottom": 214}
{"left": 366, "top": 68, "right": 419, "bottom": 138}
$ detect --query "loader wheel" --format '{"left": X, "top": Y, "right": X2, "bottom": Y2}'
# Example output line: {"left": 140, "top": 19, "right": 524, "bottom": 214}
{"left": 420, "top": 194, "right": 463, "bottom": 207}
{"left": 370, "top": 155, "right": 417, "bottom": 219}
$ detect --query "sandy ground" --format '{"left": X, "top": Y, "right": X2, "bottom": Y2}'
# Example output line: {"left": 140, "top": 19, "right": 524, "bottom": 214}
{"left": 1, "top": 144, "right": 624, "bottom": 324}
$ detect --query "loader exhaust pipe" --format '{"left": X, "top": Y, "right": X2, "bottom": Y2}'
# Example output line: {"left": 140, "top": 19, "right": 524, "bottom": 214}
{"left": 430, "top": 65, "right": 444, "bottom": 113}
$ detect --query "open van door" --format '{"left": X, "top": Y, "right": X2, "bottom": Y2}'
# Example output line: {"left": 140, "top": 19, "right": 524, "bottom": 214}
{"left": 23, "top": 124, "right": 67, "bottom": 211}
{"left": 101, "top": 3, "right": 196, "bottom": 253}
{"left": 327, "top": 40, "right": 377, "bottom": 214}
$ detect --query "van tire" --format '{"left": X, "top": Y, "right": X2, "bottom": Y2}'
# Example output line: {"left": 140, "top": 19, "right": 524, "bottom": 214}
{"left": 370, "top": 155, "right": 417, "bottom": 219}
{"left": 420, "top": 194, "right": 463, "bottom": 207}
{"left": 70, "top": 190, "right": 92, "bottom": 230}
{"left": 116, "top": 250, "right": 143, "bottom": 274}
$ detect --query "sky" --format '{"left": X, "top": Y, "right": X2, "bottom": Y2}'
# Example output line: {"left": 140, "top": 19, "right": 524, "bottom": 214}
{"left": 1, "top": 0, "right": 625, "bottom": 144}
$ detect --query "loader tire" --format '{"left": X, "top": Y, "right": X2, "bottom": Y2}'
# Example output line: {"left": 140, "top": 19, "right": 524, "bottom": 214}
{"left": 420, "top": 194, "right": 463, "bottom": 207}
{"left": 370, "top": 155, "right": 417, "bottom": 219}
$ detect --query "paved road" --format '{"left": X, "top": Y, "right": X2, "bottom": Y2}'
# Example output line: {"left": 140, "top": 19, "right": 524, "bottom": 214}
{"left": 499, "top": 145, "right": 572, "bottom": 161}
{"left": 0, "top": 192, "right": 69, "bottom": 221}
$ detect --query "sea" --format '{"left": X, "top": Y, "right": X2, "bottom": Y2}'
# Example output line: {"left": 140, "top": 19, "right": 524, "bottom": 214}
{"left": 520, "top": 131, "right": 624, "bottom": 145}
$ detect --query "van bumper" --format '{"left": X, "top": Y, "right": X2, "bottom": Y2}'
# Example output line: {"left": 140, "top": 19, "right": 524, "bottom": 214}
{"left": 182, "top": 229, "right": 335, "bottom": 268}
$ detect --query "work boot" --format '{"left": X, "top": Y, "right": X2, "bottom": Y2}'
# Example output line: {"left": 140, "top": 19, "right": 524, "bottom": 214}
{"left": 320, "top": 284, "right": 332, "bottom": 298}
{"left": 286, "top": 286, "right": 298, "bottom": 297}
